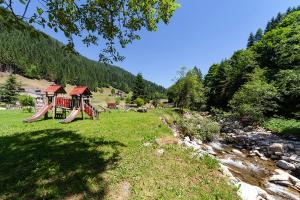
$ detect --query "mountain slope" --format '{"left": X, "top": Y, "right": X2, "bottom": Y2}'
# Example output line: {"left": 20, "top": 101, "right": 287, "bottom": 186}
{"left": 0, "top": 8, "right": 165, "bottom": 95}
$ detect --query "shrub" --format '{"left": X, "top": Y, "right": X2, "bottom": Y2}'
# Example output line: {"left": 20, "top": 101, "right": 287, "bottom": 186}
{"left": 125, "top": 94, "right": 132, "bottom": 104}
{"left": 229, "top": 68, "right": 278, "bottom": 123}
{"left": 135, "top": 97, "right": 144, "bottom": 107}
{"left": 115, "top": 97, "right": 121, "bottom": 105}
{"left": 152, "top": 98, "right": 159, "bottom": 108}
{"left": 18, "top": 95, "right": 35, "bottom": 112}
{"left": 178, "top": 112, "right": 220, "bottom": 142}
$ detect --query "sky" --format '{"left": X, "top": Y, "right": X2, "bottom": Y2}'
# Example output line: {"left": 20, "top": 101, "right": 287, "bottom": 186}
{"left": 14, "top": 0, "right": 300, "bottom": 87}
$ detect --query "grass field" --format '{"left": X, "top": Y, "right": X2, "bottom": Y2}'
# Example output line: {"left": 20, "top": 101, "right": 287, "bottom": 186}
{"left": 264, "top": 118, "right": 300, "bottom": 139}
{"left": 0, "top": 109, "right": 239, "bottom": 200}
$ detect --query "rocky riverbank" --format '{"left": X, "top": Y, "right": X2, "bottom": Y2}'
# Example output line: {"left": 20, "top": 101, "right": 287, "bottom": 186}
{"left": 163, "top": 116, "right": 300, "bottom": 200}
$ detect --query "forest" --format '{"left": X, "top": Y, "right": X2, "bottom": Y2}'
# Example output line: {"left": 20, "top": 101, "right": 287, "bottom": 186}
{"left": 169, "top": 6, "right": 300, "bottom": 122}
{"left": 0, "top": 8, "right": 165, "bottom": 96}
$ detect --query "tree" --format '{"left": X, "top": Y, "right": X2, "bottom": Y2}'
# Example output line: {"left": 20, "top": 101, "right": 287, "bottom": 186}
{"left": 111, "top": 88, "right": 116, "bottom": 96}
{"left": 168, "top": 68, "right": 206, "bottom": 110}
{"left": 254, "top": 28, "right": 263, "bottom": 43}
{"left": 275, "top": 69, "right": 300, "bottom": 117}
{"left": 247, "top": 32, "right": 255, "bottom": 48}
{"left": 0, "top": 0, "right": 179, "bottom": 62}
{"left": 229, "top": 68, "right": 279, "bottom": 122}
{"left": 132, "top": 73, "right": 145, "bottom": 101}
{"left": 0, "top": 74, "right": 20, "bottom": 105}
{"left": 192, "top": 66, "right": 203, "bottom": 82}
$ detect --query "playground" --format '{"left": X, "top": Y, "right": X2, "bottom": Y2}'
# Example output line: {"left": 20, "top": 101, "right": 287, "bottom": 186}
{"left": 24, "top": 85, "right": 99, "bottom": 123}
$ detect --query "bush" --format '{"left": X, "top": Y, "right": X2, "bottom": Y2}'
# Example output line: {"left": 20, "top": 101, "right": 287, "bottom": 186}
{"left": 18, "top": 95, "right": 35, "bottom": 112}
{"left": 229, "top": 68, "right": 278, "bottom": 123}
{"left": 178, "top": 112, "right": 220, "bottom": 142}
{"left": 135, "top": 98, "right": 144, "bottom": 107}
{"left": 125, "top": 94, "right": 132, "bottom": 104}
{"left": 115, "top": 97, "right": 121, "bottom": 105}
{"left": 152, "top": 99, "right": 158, "bottom": 107}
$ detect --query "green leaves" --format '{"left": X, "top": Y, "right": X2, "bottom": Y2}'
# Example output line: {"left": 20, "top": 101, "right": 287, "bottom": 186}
{"left": 37, "top": 8, "right": 43, "bottom": 15}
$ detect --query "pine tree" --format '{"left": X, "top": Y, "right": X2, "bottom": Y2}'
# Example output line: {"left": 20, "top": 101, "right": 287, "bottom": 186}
{"left": 192, "top": 66, "right": 203, "bottom": 82}
{"left": 265, "top": 17, "right": 276, "bottom": 33}
{"left": 254, "top": 28, "right": 263, "bottom": 43}
{"left": 0, "top": 74, "right": 20, "bottom": 105}
{"left": 247, "top": 33, "right": 255, "bottom": 48}
{"left": 132, "top": 73, "right": 145, "bottom": 101}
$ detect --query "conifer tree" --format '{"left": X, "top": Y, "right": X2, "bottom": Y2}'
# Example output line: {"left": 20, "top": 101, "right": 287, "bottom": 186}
{"left": 254, "top": 28, "right": 263, "bottom": 43}
{"left": 132, "top": 73, "right": 145, "bottom": 101}
{"left": 247, "top": 33, "right": 255, "bottom": 48}
{"left": 0, "top": 74, "right": 20, "bottom": 105}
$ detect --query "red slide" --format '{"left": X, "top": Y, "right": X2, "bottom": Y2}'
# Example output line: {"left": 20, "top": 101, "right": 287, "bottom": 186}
{"left": 60, "top": 109, "right": 80, "bottom": 124}
{"left": 24, "top": 104, "right": 53, "bottom": 123}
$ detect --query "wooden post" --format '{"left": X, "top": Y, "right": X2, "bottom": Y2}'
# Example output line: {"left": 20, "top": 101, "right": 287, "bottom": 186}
{"left": 53, "top": 94, "right": 56, "bottom": 120}
{"left": 81, "top": 96, "right": 84, "bottom": 119}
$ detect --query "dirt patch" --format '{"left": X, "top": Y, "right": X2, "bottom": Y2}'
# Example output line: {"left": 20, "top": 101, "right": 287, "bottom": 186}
{"left": 64, "top": 194, "right": 84, "bottom": 200}
{"left": 155, "top": 136, "right": 178, "bottom": 146}
{"left": 108, "top": 181, "right": 131, "bottom": 200}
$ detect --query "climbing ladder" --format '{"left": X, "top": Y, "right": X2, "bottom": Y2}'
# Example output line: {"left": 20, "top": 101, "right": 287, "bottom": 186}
{"left": 84, "top": 103, "right": 100, "bottom": 119}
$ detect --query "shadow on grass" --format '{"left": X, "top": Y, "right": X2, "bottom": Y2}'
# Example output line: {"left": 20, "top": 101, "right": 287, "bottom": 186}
{"left": 0, "top": 129, "right": 125, "bottom": 199}
{"left": 281, "top": 127, "right": 300, "bottom": 139}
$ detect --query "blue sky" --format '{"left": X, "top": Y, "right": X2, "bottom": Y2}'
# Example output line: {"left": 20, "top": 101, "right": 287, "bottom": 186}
{"left": 15, "top": 0, "right": 300, "bottom": 87}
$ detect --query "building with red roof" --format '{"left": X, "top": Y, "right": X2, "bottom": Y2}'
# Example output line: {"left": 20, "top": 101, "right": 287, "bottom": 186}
{"left": 69, "top": 86, "right": 92, "bottom": 96}
{"left": 45, "top": 85, "right": 66, "bottom": 95}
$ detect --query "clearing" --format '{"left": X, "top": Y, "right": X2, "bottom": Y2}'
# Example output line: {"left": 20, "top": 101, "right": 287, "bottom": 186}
{"left": 0, "top": 109, "right": 239, "bottom": 199}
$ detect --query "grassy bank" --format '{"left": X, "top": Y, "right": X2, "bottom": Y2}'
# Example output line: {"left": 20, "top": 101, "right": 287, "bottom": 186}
{"left": 264, "top": 118, "right": 300, "bottom": 139}
{"left": 0, "top": 109, "right": 239, "bottom": 199}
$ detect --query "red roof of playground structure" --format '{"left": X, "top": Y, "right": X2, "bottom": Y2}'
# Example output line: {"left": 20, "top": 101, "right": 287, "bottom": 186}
{"left": 45, "top": 85, "right": 66, "bottom": 94}
{"left": 69, "top": 86, "right": 92, "bottom": 96}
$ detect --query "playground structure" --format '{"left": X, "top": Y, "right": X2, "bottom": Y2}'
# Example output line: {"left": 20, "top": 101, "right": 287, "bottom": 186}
{"left": 24, "top": 85, "right": 99, "bottom": 123}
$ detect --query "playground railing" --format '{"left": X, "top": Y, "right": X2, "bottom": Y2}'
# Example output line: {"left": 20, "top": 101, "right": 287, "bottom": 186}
{"left": 56, "top": 97, "right": 72, "bottom": 108}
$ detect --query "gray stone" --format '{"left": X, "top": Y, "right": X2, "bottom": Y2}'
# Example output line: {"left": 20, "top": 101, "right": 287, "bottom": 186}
{"left": 156, "top": 149, "right": 164, "bottom": 156}
{"left": 265, "top": 182, "right": 300, "bottom": 200}
{"left": 276, "top": 160, "right": 296, "bottom": 170}
{"left": 269, "top": 143, "right": 284, "bottom": 154}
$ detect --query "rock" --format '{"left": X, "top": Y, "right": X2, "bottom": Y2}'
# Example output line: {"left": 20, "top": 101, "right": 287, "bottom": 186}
{"left": 268, "top": 143, "right": 284, "bottom": 155}
{"left": 137, "top": 108, "right": 147, "bottom": 113}
{"left": 195, "top": 139, "right": 203, "bottom": 145}
{"left": 184, "top": 136, "right": 190, "bottom": 142}
{"left": 220, "top": 158, "right": 246, "bottom": 169}
{"left": 210, "top": 141, "right": 223, "bottom": 151}
{"left": 143, "top": 142, "right": 152, "bottom": 147}
{"left": 265, "top": 182, "right": 300, "bottom": 200}
{"left": 232, "top": 149, "right": 245, "bottom": 157}
{"left": 156, "top": 149, "right": 164, "bottom": 156}
{"left": 269, "top": 169, "right": 300, "bottom": 192}
{"left": 276, "top": 160, "right": 296, "bottom": 171}
{"left": 253, "top": 150, "right": 264, "bottom": 158}
{"left": 202, "top": 145, "right": 217, "bottom": 155}
{"left": 238, "top": 182, "right": 275, "bottom": 200}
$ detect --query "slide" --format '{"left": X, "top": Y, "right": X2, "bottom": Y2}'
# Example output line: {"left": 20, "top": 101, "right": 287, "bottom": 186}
{"left": 24, "top": 103, "right": 53, "bottom": 123}
{"left": 60, "top": 109, "right": 80, "bottom": 124}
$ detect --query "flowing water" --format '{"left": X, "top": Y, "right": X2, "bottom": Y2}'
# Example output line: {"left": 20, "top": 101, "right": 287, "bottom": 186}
{"left": 209, "top": 140, "right": 300, "bottom": 199}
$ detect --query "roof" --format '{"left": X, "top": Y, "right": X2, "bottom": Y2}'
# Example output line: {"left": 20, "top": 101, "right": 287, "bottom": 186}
{"left": 45, "top": 85, "right": 66, "bottom": 94}
{"left": 69, "top": 86, "right": 92, "bottom": 96}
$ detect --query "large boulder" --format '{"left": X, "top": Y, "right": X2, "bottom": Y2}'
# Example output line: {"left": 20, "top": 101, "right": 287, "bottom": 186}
{"left": 238, "top": 182, "right": 274, "bottom": 200}
{"left": 276, "top": 160, "right": 296, "bottom": 171}
{"left": 268, "top": 143, "right": 284, "bottom": 156}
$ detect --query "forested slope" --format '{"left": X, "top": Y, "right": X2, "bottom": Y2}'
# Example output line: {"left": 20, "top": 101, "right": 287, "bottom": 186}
{"left": 204, "top": 7, "right": 300, "bottom": 118}
{"left": 0, "top": 8, "right": 165, "bottom": 95}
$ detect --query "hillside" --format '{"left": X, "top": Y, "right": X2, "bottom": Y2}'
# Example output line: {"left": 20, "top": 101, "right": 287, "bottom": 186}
{"left": 204, "top": 8, "right": 300, "bottom": 118}
{"left": 0, "top": 8, "right": 165, "bottom": 95}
